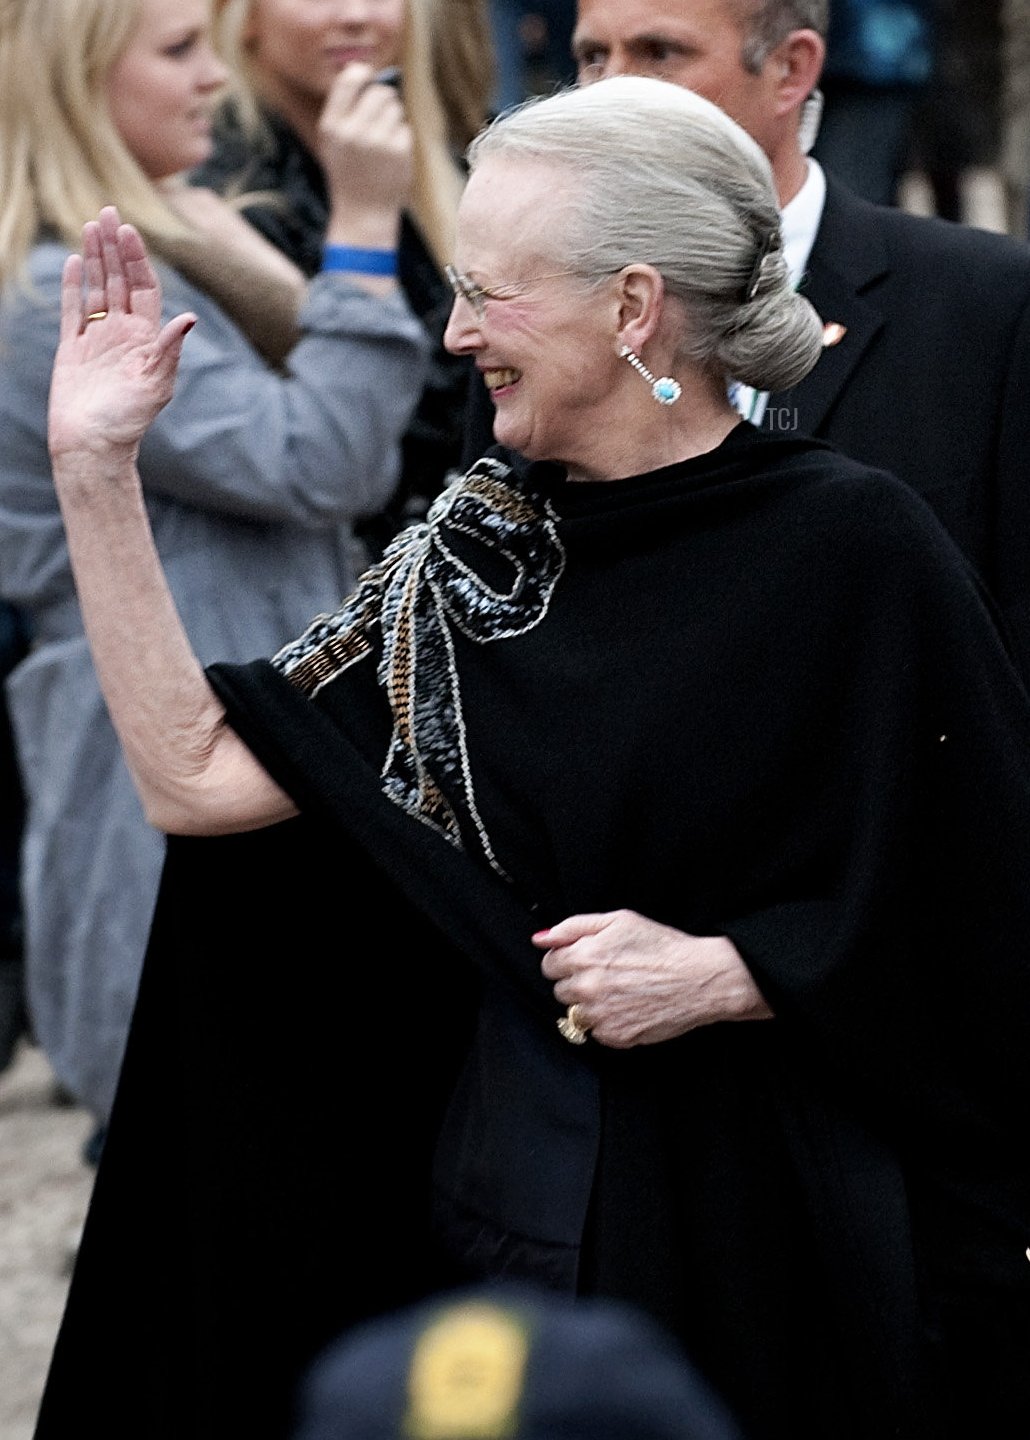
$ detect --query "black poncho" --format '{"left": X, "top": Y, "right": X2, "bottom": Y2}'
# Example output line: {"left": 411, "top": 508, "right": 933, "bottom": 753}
{"left": 34, "top": 426, "right": 1030, "bottom": 1440}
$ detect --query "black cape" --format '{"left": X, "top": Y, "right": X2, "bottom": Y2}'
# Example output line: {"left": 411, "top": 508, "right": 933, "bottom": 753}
{"left": 34, "top": 427, "right": 1030, "bottom": 1440}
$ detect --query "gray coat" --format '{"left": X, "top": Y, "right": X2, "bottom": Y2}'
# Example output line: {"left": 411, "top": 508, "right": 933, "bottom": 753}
{"left": 0, "top": 242, "right": 428, "bottom": 1119}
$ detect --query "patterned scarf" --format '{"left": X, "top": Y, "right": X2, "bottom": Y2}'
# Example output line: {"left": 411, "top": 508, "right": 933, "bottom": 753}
{"left": 272, "top": 456, "right": 566, "bottom": 876}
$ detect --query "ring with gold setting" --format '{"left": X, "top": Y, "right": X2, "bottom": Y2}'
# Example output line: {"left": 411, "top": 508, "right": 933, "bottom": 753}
{"left": 557, "top": 1003, "right": 590, "bottom": 1045}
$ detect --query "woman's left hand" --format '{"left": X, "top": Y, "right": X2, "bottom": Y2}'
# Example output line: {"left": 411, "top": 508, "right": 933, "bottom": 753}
{"left": 533, "top": 909, "right": 773, "bottom": 1049}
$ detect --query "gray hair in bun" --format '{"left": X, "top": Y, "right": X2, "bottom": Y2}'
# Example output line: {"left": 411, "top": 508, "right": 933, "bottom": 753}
{"left": 467, "top": 76, "right": 824, "bottom": 394}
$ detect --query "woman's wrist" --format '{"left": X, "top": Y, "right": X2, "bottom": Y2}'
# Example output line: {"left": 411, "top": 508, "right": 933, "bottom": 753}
{"left": 321, "top": 244, "right": 397, "bottom": 278}
{"left": 324, "top": 208, "right": 401, "bottom": 252}
{"left": 705, "top": 936, "right": 774, "bottom": 1023}
{"left": 50, "top": 445, "right": 141, "bottom": 494}
{"left": 318, "top": 223, "right": 400, "bottom": 294}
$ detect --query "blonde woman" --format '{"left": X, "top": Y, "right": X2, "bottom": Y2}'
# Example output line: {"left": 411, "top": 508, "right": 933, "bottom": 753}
{"left": 0, "top": 0, "right": 428, "bottom": 1146}
{"left": 196, "top": 0, "right": 493, "bottom": 549}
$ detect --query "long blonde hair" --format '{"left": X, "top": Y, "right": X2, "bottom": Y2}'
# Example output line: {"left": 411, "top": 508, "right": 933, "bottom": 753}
{"left": 430, "top": 0, "right": 495, "bottom": 155}
{"left": 216, "top": 0, "right": 467, "bottom": 271}
{"left": 0, "top": 0, "right": 193, "bottom": 291}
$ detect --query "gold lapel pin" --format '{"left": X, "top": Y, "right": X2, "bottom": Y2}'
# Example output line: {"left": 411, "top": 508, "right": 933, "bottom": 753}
{"left": 822, "top": 322, "right": 848, "bottom": 348}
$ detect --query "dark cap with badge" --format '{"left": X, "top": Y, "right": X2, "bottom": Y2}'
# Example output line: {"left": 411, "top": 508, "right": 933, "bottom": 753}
{"left": 292, "top": 1285, "right": 745, "bottom": 1440}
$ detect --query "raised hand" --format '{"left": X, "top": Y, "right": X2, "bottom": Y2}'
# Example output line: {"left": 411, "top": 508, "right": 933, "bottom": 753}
{"left": 48, "top": 206, "right": 197, "bottom": 463}
{"left": 319, "top": 63, "right": 413, "bottom": 248}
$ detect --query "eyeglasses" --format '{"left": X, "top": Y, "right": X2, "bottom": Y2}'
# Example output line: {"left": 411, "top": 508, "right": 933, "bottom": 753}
{"left": 444, "top": 264, "right": 610, "bottom": 319}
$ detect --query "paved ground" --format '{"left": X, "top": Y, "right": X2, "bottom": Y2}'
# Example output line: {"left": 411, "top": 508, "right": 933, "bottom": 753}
{"left": 0, "top": 1040, "right": 94, "bottom": 1440}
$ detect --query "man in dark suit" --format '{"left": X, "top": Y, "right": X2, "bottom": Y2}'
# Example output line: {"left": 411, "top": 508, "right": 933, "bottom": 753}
{"left": 460, "top": 0, "right": 1030, "bottom": 678}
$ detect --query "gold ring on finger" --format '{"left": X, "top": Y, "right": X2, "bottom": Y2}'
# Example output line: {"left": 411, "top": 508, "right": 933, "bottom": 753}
{"left": 557, "top": 1003, "right": 590, "bottom": 1046}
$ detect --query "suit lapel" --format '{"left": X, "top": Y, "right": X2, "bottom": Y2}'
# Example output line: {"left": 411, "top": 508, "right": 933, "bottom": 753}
{"left": 769, "top": 178, "right": 891, "bottom": 435}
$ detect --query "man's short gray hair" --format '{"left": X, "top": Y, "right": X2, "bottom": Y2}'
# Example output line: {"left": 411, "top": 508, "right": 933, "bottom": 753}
{"left": 467, "top": 77, "right": 823, "bottom": 394}
{"left": 736, "top": 0, "right": 830, "bottom": 72}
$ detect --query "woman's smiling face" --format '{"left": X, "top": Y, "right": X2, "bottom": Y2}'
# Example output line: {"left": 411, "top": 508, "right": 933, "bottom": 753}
{"left": 443, "top": 158, "right": 626, "bottom": 478}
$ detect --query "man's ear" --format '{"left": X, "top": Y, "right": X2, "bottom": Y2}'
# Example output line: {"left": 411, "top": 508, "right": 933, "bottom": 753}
{"left": 769, "top": 29, "right": 825, "bottom": 118}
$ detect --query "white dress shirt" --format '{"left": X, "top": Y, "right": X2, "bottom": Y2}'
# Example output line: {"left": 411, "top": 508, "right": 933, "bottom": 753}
{"left": 729, "top": 158, "right": 828, "bottom": 426}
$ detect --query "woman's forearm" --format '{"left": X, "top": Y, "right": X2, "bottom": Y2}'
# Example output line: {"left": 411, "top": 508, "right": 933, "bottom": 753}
{"left": 46, "top": 214, "right": 298, "bottom": 836}
{"left": 53, "top": 445, "right": 296, "bottom": 836}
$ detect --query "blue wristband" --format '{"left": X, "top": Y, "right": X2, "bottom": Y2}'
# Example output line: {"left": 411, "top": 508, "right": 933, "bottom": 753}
{"left": 321, "top": 244, "right": 398, "bottom": 277}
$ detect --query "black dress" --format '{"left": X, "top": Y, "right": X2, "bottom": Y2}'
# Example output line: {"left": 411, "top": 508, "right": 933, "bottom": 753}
{"left": 33, "top": 427, "right": 1030, "bottom": 1440}
{"left": 193, "top": 104, "right": 470, "bottom": 554}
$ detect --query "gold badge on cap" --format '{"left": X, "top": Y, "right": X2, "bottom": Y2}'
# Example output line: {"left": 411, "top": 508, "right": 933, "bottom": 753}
{"left": 404, "top": 1302, "right": 531, "bottom": 1439}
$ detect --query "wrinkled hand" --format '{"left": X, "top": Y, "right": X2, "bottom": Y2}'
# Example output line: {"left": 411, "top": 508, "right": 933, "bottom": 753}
{"left": 48, "top": 207, "right": 197, "bottom": 463}
{"left": 533, "top": 909, "right": 773, "bottom": 1049}
{"left": 319, "top": 63, "right": 413, "bottom": 231}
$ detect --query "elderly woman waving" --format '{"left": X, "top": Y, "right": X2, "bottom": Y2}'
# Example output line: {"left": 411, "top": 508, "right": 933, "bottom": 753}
{"left": 36, "top": 78, "right": 1030, "bottom": 1440}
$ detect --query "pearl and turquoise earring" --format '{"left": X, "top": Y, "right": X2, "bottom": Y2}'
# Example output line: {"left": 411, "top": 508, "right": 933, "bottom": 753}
{"left": 619, "top": 345, "right": 682, "bottom": 406}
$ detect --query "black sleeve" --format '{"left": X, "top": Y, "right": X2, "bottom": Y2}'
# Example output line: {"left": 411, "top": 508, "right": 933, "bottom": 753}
{"left": 988, "top": 282, "right": 1030, "bottom": 682}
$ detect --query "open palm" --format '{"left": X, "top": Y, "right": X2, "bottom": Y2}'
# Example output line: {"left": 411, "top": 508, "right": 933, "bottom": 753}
{"left": 48, "top": 206, "right": 197, "bottom": 462}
